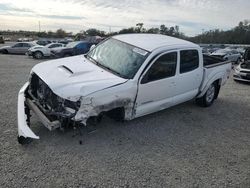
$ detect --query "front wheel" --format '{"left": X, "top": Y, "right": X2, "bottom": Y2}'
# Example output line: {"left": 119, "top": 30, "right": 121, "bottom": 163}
{"left": 33, "top": 51, "right": 43, "bottom": 59}
{"left": 196, "top": 83, "right": 217, "bottom": 107}
{"left": 17, "top": 136, "right": 32, "bottom": 145}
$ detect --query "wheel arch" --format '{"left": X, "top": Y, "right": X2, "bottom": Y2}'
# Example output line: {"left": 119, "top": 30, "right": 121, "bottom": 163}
{"left": 3, "top": 49, "right": 9, "bottom": 54}
{"left": 34, "top": 50, "right": 44, "bottom": 55}
{"left": 197, "top": 77, "right": 222, "bottom": 99}
{"left": 74, "top": 83, "right": 136, "bottom": 125}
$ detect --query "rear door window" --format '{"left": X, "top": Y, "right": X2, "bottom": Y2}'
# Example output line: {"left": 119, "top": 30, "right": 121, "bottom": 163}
{"left": 22, "top": 43, "right": 31, "bottom": 48}
{"left": 180, "top": 50, "right": 199, "bottom": 74}
{"left": 13, "top": 43, "right": 23, "bottom": 48}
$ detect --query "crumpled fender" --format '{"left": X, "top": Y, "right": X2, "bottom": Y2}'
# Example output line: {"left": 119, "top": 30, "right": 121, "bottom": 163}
{"left": 74, "top": 81, "right": 137, "bottom": 124}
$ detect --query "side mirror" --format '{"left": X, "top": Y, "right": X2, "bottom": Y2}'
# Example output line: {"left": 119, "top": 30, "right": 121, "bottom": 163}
{"left": 90, "top": 45, "right": 96, "bottom": 51}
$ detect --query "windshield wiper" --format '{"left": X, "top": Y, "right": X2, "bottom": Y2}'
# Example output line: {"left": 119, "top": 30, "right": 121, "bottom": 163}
{"left": 86, "top": 54, "right": 100, "bottom": 65}
{"left": 102, "top": 66, "right": 128, "bottom": 79}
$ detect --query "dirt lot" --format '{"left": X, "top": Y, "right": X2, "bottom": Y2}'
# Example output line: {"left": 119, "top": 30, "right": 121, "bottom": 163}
{"left": 0, "top": 50, "right": 250, "bottom": 187}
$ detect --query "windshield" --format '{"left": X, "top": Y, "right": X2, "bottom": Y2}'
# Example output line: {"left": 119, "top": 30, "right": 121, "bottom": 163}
{"left": 87, "top": 38, "right": 149, "bottom": 79}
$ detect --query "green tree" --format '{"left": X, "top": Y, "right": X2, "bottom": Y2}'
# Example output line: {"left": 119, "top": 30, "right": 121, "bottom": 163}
{"left": 86, "top": 29, "right": 105, "bottom": 36}
{"left": 56, "top": 29, "right": 67, "bottom": 38}
{"left": 136, "top": 23, "right": 144, "bottom": 33}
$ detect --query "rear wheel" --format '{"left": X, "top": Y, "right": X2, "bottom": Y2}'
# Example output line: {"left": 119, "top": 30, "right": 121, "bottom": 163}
{"left": 2, "top": 49, "right": 8, "bottom": 54}
{"left": 33, "top": 51, "right": 43, "bottom": 59}
{"left": 196, "top": 82, "right": 217, "bottom": 107}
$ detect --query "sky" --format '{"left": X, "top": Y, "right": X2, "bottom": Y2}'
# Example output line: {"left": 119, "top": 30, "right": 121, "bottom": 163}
{"left": 0, "top": 0, "right": 249, "bottom": 36}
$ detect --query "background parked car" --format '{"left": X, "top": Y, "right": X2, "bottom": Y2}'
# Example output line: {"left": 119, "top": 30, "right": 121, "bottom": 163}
{"left": 51, "top": 41, "right": 96, "bottom": 58}
{"left": 35, "top": 40, "right": 52, "bottom": 46}
{"left": 233, "top": 48, "right": 250, "bottom": 82}
{"left": 27, "top": 43, "right": 65, "bottom": 59}
{"left": 0, "top": 36, "right": 4, "bottom": 44}
{"left": 0, "top": 42, "right": 35, "bottom": 54}
{"left": 4, "top": 37, "right": 11, "bottom": 41}
{"left": 211, "top": 49, "right": 242, "bottom": 63}
{"left": 17, "top": 38, "right": 33, "bottom": 42}
{"left": 57, "top": 38, "right": 73, "bottom": 45}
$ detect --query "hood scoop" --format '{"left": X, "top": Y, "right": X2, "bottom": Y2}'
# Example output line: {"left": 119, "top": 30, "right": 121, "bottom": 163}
{"left": 57, "top": 65, "right": 94, "bottom": 77}
{"left": 58, "top": 65, "right": 74, "bottom": 75}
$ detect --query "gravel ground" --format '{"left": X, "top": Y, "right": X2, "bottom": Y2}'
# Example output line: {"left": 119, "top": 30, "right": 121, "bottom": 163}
{"left": 0, "top": 49, "right": 250, "bottom": 187}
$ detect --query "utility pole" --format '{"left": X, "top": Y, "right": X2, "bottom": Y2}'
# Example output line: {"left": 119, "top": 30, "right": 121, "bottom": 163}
{"left": 38, "top": 21, "right": 41, "bottom": 32}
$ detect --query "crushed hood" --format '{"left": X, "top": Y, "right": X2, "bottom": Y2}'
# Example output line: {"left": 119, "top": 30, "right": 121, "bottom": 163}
{"left": 32, "top": 55, "right": 128, "bottom": 101}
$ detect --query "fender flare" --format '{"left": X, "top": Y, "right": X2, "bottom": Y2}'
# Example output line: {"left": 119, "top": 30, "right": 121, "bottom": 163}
{"left": 197, "top": 72, "right": 223, "bottom": 98}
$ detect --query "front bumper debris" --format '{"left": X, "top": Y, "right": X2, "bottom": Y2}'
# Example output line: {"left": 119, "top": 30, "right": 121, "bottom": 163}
{"left": 17, "top": 82, "right": 39, "bottom": 139}
{"left": 18, "top": 82, "right": 63, "bottom": 140}
{"left": 26, "top": 98, "right": 61, "bottom": 131}
{"left": 233, "top": 72, "right": 250, "bottom": 82}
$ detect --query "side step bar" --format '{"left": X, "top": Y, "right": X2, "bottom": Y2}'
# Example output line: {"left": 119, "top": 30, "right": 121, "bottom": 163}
{"left": 26, "top": 98, "right": 60, "bottom": 131}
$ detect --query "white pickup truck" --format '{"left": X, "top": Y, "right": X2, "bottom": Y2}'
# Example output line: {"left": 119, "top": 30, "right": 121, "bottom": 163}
{"left": 17, "top": 34, "right": 231, "bottom": 144}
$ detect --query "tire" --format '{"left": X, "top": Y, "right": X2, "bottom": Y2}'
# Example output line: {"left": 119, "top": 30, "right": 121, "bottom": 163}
{"left": 63, "top": 53, "right": 71, "bottom": 57}
{"left": 17, "top": 136, "right": 32, "bottom": 145}
{"left": 33, "top": 51, "right": 43, "bottom": 59}
{"left": 2, "top": 49, "right": 8, "bottom": 54}
{"left": 196, "top": 82, "right": 217, "bottom": 107}
{"left": 236, "top": 58, "right": 240, "bottom": 64}
{"left": 106, "top": 108, "right": 125, "bottom": 122}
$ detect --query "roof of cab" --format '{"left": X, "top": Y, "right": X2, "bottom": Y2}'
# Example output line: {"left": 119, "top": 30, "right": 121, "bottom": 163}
{"left": 113, "top": 34, "right": 199, "bottom": 52}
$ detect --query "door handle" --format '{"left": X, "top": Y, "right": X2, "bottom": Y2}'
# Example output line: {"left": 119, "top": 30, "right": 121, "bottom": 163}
{"left": 171, "top": 81, "right": 176, "bottom": 86}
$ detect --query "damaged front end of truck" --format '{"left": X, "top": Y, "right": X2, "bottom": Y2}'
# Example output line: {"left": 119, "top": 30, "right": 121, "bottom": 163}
{"left": 17, "top": 72, "right": 135, "bottom": 144}
{"left": 17, "top": 73, "right": 81, "bottom": 144}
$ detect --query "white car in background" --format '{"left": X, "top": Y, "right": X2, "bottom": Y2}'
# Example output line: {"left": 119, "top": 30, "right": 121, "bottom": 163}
{"left": 233, "top": 48, "right": 250, "bottom": 82}
{"left": 27, "top": 43, "right": 64, "bottom": 59}
{"left": 211, "top": 49, "right": 242, "bottom": 64}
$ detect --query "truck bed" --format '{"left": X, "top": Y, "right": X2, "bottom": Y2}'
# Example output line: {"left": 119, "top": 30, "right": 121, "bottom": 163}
{"left": 197, "top": 55, "right": 231, "bottom": 98}
{"left": 203, "top": 54, "right": 229, "bottom": 68}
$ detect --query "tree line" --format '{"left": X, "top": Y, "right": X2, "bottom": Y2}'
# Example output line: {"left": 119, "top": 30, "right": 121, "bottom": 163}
{"left": 0, "top": 20, "right": 249, "bottom": 44}
{"left": 190, "top": 20, "right": 250, "bottom": 44}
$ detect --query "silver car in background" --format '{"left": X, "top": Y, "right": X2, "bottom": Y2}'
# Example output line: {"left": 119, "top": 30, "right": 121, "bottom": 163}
{"left": 211, "top": 49, "right": 242, "bottom": 64}
{"left": 0, "top": 42, "right": 35, "bottom": 54}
